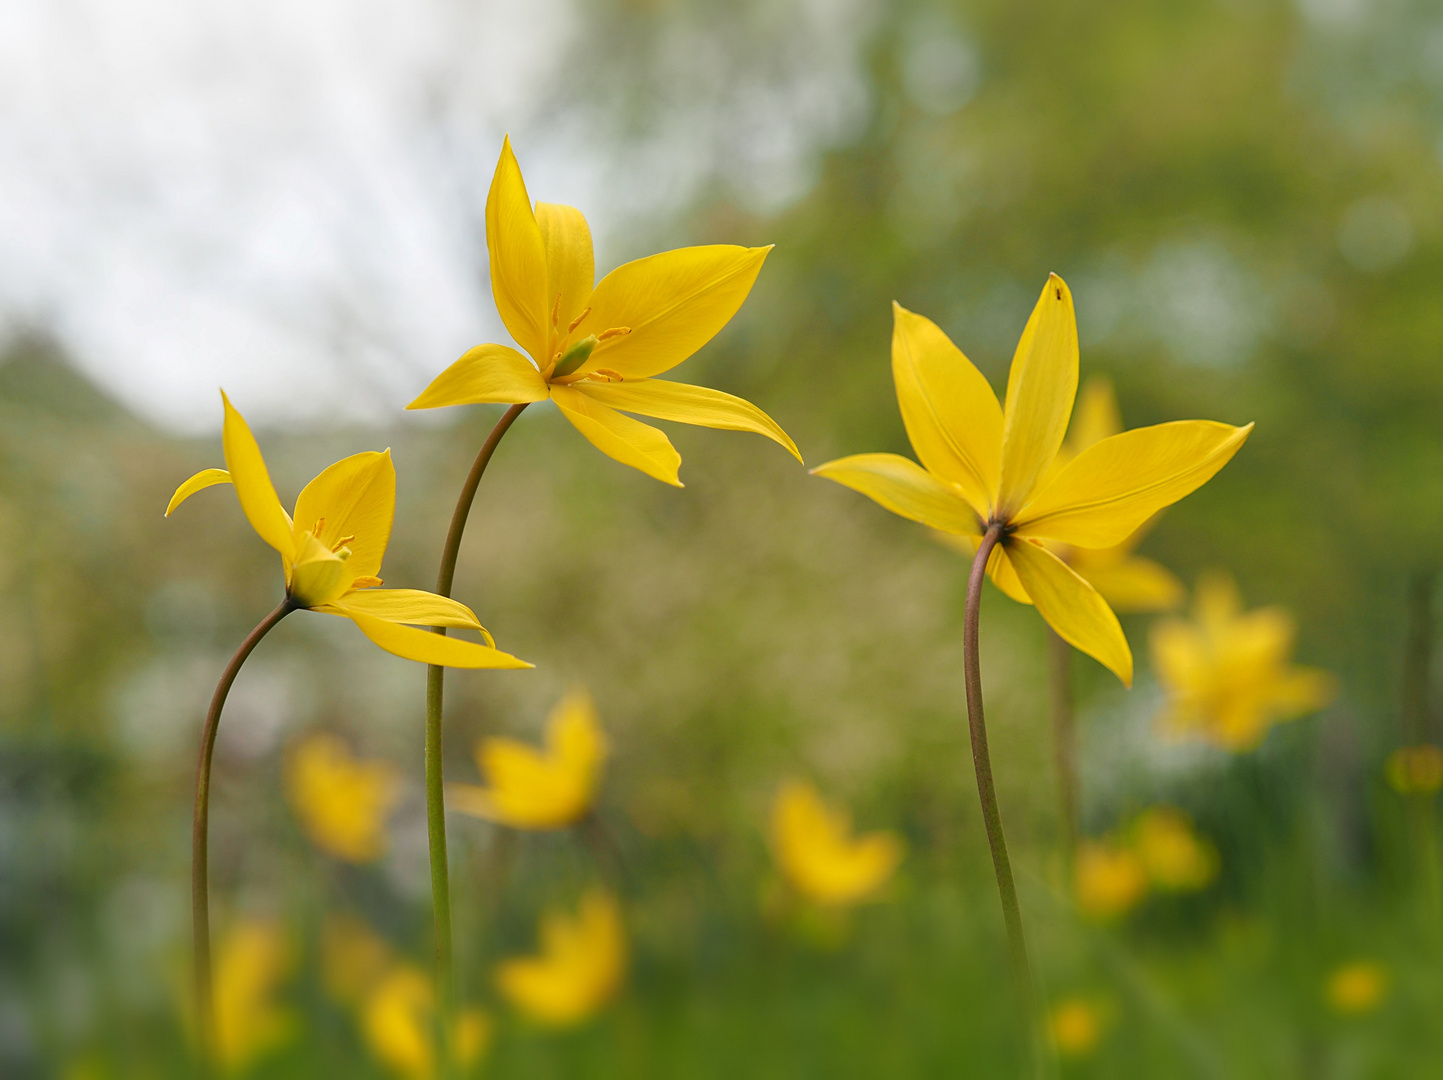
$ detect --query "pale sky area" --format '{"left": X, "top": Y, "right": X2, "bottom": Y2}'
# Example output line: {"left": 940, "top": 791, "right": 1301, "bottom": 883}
{"left": 0, "top": 0, "right": 875, "bottom": 432}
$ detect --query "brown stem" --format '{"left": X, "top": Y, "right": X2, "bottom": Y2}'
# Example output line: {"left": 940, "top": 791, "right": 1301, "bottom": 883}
{"left": 964, "top": 524, "right": 1041, "bottom": 1071}
{"left": 193, "top": 598, "right": 294, "bottom": 1069}
{"left": 1047, "top": 627, "right": 1079, "bottom": 856}
{"left": 425, "top": 402, "right": 527, "bottom": 1077}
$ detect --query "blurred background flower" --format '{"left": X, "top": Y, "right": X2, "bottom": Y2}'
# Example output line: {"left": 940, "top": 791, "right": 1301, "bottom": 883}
{"left": 286, "top": 733, "right": 402, "bottom": 863}
{"left": 494, "top": 889, "right": 626, "bottom": 1028}
{"left": 770, "top": 778, "right": 903, "bottom": 907}
{"left": 1325, "top": 961, "right": 1388, "bottom": 1016}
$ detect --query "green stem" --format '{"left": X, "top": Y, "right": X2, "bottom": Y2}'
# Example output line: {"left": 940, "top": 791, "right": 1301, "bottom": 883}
{"left": 193, "top": 598, "right": 294, "bottom": 1071}
{"left": 1046, "top": 627, "right": 1079, "bottom": 857}
{"left": 964, "top": 525, "right": 1042, "bottom": 1073}
{"left": 425, "top": 402, "right": 528, "bottom": 1075}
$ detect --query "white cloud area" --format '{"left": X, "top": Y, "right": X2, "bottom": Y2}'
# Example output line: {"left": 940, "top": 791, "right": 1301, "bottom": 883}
{"left": 0, "top": 0, "right": 877, "bottom": 432}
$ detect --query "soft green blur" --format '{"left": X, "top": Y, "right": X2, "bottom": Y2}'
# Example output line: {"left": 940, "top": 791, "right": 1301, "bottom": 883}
{"left": 6, "top": 0, "right": 1443, "bottom": 1075}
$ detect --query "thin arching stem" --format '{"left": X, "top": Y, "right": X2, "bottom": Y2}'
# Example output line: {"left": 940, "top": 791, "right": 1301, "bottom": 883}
{"left": 193, "top": 598, "right": 294, "bottom": 1070}
{"left": 1047, "top": 627, "right": 1080, "bottom": 857}
{"left": 425, "top": 402, "right": 527, "bottom": 1073}
{"left": 964, "top": 524, "right": 1041, "bottom": 1069}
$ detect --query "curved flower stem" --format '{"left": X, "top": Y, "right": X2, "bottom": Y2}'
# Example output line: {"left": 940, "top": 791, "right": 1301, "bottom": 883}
{"left": 965, "top": 524, "right": 1041, "bottom": 1071}
{"left": 425, "top": 402, "right": 527, "bottom": 1074}
{"left": 1046, "top": 627, "right": 1079, "bottom": 858}
{"left": 193, "top": 598, "right": 294, "bottom": 1070}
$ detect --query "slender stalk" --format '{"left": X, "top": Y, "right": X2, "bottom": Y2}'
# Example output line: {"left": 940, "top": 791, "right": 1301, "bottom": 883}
{"left": 964, "top": 524, "right": 1041, "bottom": 1070}
{"left": 1402, "top": 568, "right": 1434, "bottom": 746}
{"left": 1046, "top": 627, "right": 1079, "bottom": 857}
{"left": 193, "top": 598, "right": 294, "bottom": 1069}
{"left": 425, "top": 402, "right": 527, "bottom": 1075}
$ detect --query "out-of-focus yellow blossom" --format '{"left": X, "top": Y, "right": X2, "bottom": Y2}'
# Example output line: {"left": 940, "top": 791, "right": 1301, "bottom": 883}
{"left": 212, "top": 919, "right": 293, "bottom": 1072}
{"left": 286, "top": 734, "right": 401, "bottom": 863}
{"left": 815, "top": 277, "right": 1250, "bottom": 684}
{"left": 407, "top": 136, "right": 800, "bottom": 487}
{"left": 450, "top": 689, "right": 607, "bottom": 829}
{"left": 495, "top": 889, "right": 627, "bottom": 1027}
{"left": 166, "top": 393, "right": 531, "bottom": 671}
{"left": 770, "top": 779, "right": 904, "bottom": 906}
{"left": 1132, "top": 806, "right": 1219, "bottom": 891}
{"left": 1074, "top": 840, "right": 1149, "bottom": 920}
{"left": 1151, "top": 573, "right": 1337, "bottom": 752}
{"left": 1048, "top": 997, "right": 1106, "bottom": 1058}
{"left": 362, "top": 965, "right": 491, "bottom": 1079}
{"left": 1386, "top": 744, "right": 1443, "bottom": 795}
{"left": 321, "top": 914, "right": 394, "bottom": 1007}
{"left": 1326, "top": 961, "right": 1388, "bottom": 1015}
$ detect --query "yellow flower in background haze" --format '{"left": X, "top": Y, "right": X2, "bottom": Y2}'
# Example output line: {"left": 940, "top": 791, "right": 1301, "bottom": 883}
{"left": 450, "top": 689, "right": 607, "bottom": 828}
{"left": 1048, "top": 997, "right": 1106, "bottom": 1058}
{"left": 495, "top": 889, "right": 627, "bottom": 1027}
{"left": 1151, "top": 572, "right": 1336, "bottom": 752}
{"left": 286, "top": 734, "right": 401, "bottom": 863}
{"left": 166, "top": 394, "right": 531, "bottom": 671}
{"left": 321, "top": 914, "right": 394, "bottom": 1007}
{"left": 407, "top": 137, "right": 801, "bottom": 486}
{"left": 814, "top": 276, "right": 1250, "bottom": 684}
{"left": 1326, "top": 961, "right": 1388, "bottom": 1015}
{"left": 212, "top": 920, "right": 293, "bottom": 1072}
{"left": 1385, "top": 744, "right": 1443, "bottom": 794}
{"left": 362, "top": 966, "right": 491, "bottom": 1079}
{"left": 770, "top": 779, "right": 904, "bottom": 906}
{"left": 1074, "top": 841, "right": 1148, "bottom": 920}
{"left": 1132, "top": 806, "right": 1219, "bottom": 891}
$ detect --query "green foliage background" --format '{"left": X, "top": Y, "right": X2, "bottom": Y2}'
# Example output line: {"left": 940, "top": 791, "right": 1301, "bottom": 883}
{"left": 5, "top": 0, "right": 1443, "bottom": 1075}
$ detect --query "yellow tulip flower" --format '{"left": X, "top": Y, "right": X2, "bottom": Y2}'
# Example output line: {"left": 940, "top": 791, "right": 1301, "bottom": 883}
{"left": 813, "top": 276, "right": 1251, "bottom": 684}
{"left": 495, "top": 889, "right": 627, "bottom": 1027}
{"left": 770, "top": 779, "right": 904, "bottom": 906}
{"left": 1131, "top": 806, "right": 1218, "bottom": 892}
{"left": 361, "top": 965, "right": 491, "bottom": 1079}
{"left": 211, "top": 919, "right": 293, "bottom": 1072}
{"left": 1325, "top": 961, "right": 1388, "bottom": 1015}
{"left": 166, "top": 392, "right": 530, "bottom": 671}
{"left": 449, "top": 688, "right": 607, "bottom": 829}
{"left": 1074, "top": 840, "right": 1148, "bottom": 920}
{"left": 286, "top": 734, "right": 401, "bottom": 864}
{"left": 407, "top": 136, "right": 801, "bottom": 486}
{"left": 1151, "top": 572, "right": 1337, "bottom": 752}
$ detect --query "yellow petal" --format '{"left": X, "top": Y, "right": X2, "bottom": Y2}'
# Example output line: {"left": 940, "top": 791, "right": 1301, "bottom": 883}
{"left": 487, "top": 136, "right": 550, "bottom": 364}
{"left": 336, "top": 609, "right": 531, "bottom": 669}
{"left": 1073, "top": 554, "right": 1185, "bottom": 613}
{"left": 317, "top": 588, "right": 494, "bottom": 645}
{"left": 570, "top": 245, "right": 770, "bottom": 379}
{"left": 1007, "top": 538, "right": 1133, "bottom": 685}
{"left": 165, "top": 468, "right": 232, "bottom": 517}
{"left": 221, "top": 391, "right": 296, "bottom": 560}
{"left": 891, "top": 303, "right": 1001, "bottom": 518}
{"left": 1013, "top": 420, "right": 1252, "bottom": 548}
{"left": 572, "top": 378, "right": 801, "bottom": 462}
{"left": 811, "top": 453, "right": 981, "bottom": 536}
{"left": 407, "top": 344, "right": 550, "bottom": 410}
{"left": 997, "top": 274, "right": 1079, "bottom": 516}
{"left": 291, "top": 450, "right": 395, "bottom": 583}
{"left": 537, "top": 203, "right": 595, "bottom": 334}
{"left": 1266, "top": 666, "right": 1338, "bottom": 718}
{"left": 551, "top": 385, "right": 682, "bottom": 486}
{"left": 931, "top": 530, "right": 1033, "bottom": 605}
{"left": 1067, "top": 375, "right": 1121, "bottom": 454}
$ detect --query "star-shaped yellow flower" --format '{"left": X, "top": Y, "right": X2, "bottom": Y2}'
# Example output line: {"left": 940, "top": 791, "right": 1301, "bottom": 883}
{"left": 286, "top": 734, "right": 401, "bottom": 864}
{"left": 495, "top": 889, "right": 626, "bottom": 1027}
{"left": 814, "top": 276, "right": 1252, "bottom": 684}
{"left": 449, "top": 688, "right": 606, "bottom": 829}
{"left": 1151, "top": 572, "right": 1337, "bottom": 751}
{"left": 407, "top": 137, "right": 800, "bottom": 486}
{"left": 770, "top": 779, "right": 903, "bottom": 906}
{"left": 166, "top": 392, "right": 530, "bottom": 671}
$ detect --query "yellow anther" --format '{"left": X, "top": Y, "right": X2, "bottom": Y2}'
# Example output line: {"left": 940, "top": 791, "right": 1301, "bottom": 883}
{"left": 332, "top": 534, "right": 355, "bottom": 552}
{"left": 351, "top": 576, "right": 383, "bottom": 590}
{"left": 567, "top": 307, "right": 592, "bottom": 334}
{"left": 587, "top": 368, "right": 626, "bottom": 383}
{"left": 551, "top": 294, "right": 562, "bottom": 327}
{"left": 311, "top": 518, "right": 327, "bottom": 537}
{"left": 597, "top": 326, "right": 631, "bottom": 342}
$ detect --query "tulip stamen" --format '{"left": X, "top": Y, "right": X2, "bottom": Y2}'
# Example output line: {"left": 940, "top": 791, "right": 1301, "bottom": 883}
{"left": 551, "top": 294, "right": 562, "bottom": 327}
{"left": 586, "top": 368, "right": 626, "bottom": 383}
{"left": 597, "top": 326, "right": 631, "bottom": 342}
{"left": 567, "top": 307, "right": 591, "bottom": 334}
